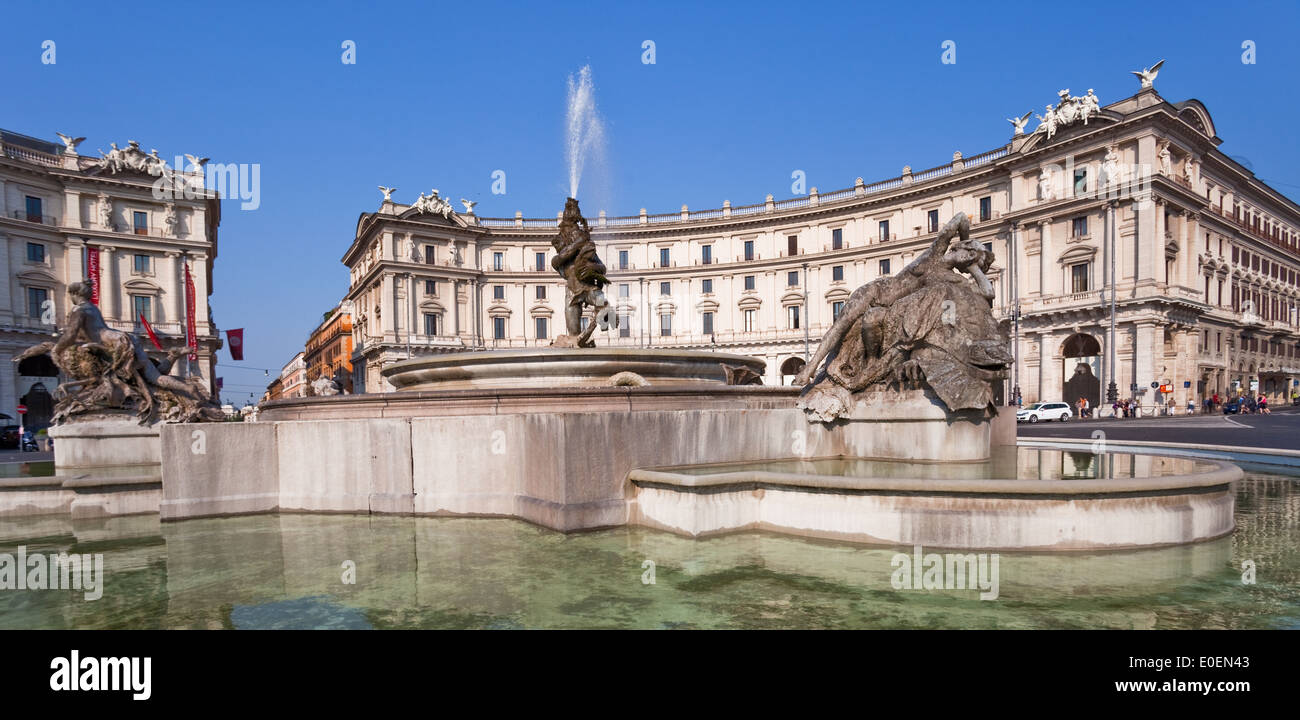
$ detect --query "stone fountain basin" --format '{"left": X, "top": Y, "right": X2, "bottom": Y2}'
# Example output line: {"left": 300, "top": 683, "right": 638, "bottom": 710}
{"left": 627, "top": 453, "right": 1242, "bottom": 551}
{"left": 382, "top": 348, "right": 766, "bottom": 391}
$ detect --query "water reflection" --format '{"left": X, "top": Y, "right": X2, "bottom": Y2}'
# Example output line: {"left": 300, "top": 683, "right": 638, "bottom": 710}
{"left": 0, "top": 470, "right": 1295, "bottom": 629}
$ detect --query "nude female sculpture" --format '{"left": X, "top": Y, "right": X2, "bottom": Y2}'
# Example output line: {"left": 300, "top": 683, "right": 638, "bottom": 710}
{"left": 793, "top": 212, "right": 992, "bottom": 386}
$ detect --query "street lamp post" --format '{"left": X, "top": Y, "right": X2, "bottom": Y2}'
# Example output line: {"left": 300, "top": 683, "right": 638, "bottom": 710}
{"left": 1106, "top": 200, "right": 1119, "bottom": 406}
{"left": 1010, "top": 222, "right": 1021, "bottom": 406}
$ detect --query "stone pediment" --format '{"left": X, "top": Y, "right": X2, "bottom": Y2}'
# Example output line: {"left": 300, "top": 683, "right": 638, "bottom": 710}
{"left": 16, "top": 268, "right": 58, "bottom": 284}
{"left": 1057, "top": 244, "right": 1097, "bottom": 264}
{"left": 122, "top": 278, "right": 165, "bottom": 294}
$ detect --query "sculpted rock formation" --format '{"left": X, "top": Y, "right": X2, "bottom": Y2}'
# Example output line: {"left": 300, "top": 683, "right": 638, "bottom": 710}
{"left": 795, "top": 212, "right": 1011, "bottom": 423}
{"left": 14, "top": 281, "right": 224, "bottom": 425}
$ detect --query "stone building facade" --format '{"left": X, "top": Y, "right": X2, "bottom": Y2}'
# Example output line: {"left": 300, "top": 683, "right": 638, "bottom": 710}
{"left": 341, "top": 79, "right": 1300, "bottom": 412}
{"left": 0, "top": 129, "right": 222, "bottom": 427}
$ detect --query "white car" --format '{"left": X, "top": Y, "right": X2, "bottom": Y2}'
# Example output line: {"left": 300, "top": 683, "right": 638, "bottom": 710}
{"left": 1016, "top": 402, "right": 1073, "bottom": 423}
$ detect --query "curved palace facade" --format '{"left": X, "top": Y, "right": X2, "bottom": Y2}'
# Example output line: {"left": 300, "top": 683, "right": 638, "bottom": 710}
{"left": 342, "top": 82, "right": 1300, "bottom": 411}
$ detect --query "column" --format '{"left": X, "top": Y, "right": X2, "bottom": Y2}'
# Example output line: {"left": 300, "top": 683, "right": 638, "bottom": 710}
{"left": 190, "top": 253, "right": 210, "bottom": 326}
{"left": 0, "top": 349, "right": 15, "bottom": 420}
{"left": 452, "top": 279, "right": 461, "bottom": 336}
{"left": 1033, "top": 220, "right": 1048, "bottom": 296}
{"left": 381, "top": 273, "right": 395, "bottom": 340}
{"left": 1135, "top": 322, "right": 1159, "bottom": 408}
{"left": 0, "top": 231, "right": 11, "bottom": 322}
{"left": 1186, "top": 212, "right": 1201, "bottom": 294}
{"left": 65, "top": 237, "right": 85, "bottom": 287}
{"left": 63, "top": 190, "right": 82, "bottom": 229}
{"left": 165, "top": 252, "right": 182, "bottom": 326}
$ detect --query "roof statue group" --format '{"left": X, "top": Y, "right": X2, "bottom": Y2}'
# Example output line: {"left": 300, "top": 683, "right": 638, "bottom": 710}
{"left": 378, "top": 187, "right": 477, "bottom": 218}
{"left": 60, "top": 136, "right": 209, "bottom": 184}
{"left": 1006, "top": 60, "right": 1164, "bottom": 138}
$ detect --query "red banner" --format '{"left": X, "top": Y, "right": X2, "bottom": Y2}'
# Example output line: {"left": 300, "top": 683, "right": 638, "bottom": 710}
{"left": 139, "top": 313, "right": 164, "bottom": 350}
{"left": 87, "top": 247, "right": 100, "bottom": 305}
{"left": 184, "top": 262, "right": 197, "bottom": 361}
{"left": 226, "top": 329, "right": 244, "bottom": 361}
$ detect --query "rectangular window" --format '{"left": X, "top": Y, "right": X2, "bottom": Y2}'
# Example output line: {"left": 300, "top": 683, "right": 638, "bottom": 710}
{"left": 1072, "top": 216, "right": 1088, "bottom": 238}
{"left": 832, "top": 265, "right": 844, "bottom": 282}
{"left": 701, "top": 279, "right": 713, "bottom": 294}
{"left": 493, "top": 285, "right": 505, "bottom": 300}
{"left": 833, "top": 301, "right": 845, "bottom": 320}
{"left": 927, "top": 210, "right": 939, "bottom": 233}
{"left": 879, "top": 259, "right": 891, "bottom": 275}
{"left": 493, "top": 316, "right": 506, "bottom": 340}
{"left": 535, "top": 317, "right": 548, "bottom": 340}
{"left": 743, "top": 240, "right": 754, "bottom": 261}
{"left": 787, "top": 236, "right": 798, "bottom": 256}
{"left": 1071, "top": 262, "right": 1090, "bottom": 293}
{"left": 743, "top": 309, "right": 756, "bottom": 332}
{"left": 133, "top": 211, "right": 148, "bottom": 235}
{"left": 535, "top": 285, "right": 546, "bottom": 300}
{"left": 132, "top": 295, "right": 152, "bottom": 325}
{"left": 618, "top": 250, "right": 629, "bottom": 270}
{"left": 787, "top": 305, "right": 800, "bottom": 330}
{"left": 1074, "top": 169, "right": 1088, "bottom": 195}
{"left": 493, "top": 252, "right": 503, "bottom": 272}
{"left": 618, "top": 283, "right": 629, "bottom": 298}
{"left": 702, "top": 311, "right": 714, "bottom": 335}
{"left": 831, "top": 228, "right": 843, "bottom": 250}
{"left": 26, "top": 287, "right": 48, "bottom": 319}
{"left": 879, "top": 220, "right": 890, "bottom": 242}
{"left": 134, "top": 254, "right": 151, "bottom": 273}
{"left": 425, "top": 280, "right": 438, "bottom": 295}
{"left": 25, "top": 196, "right": 42, "bottom": 223}
{"left": 979, "top": 196, "right": 992, "bottom": 222}
{"left": 26, "top": 243, "right": 45, "bottom": 263}
{"left": 659, "top": 281, "right": 671, "bottom": 296}
{"left": 660, "top": 313, "right": 672, "bottom": 336}
{"left": 424, "top": 313, "right": 441, "bottom": 336}
{"left": 618, "top": 315, "right": 630, "bottom": 337}
{"left": 787, "top": 271, "right": 799, "bottom": 287}
{"left": 744, "top": 275, "right": 756, "bottom": 291}
{"left": 659, "top": 248, "right": 670, "bottom": 267}
{"left": 535, "top": 252, "right": 546, "bottom": 271}
{"left": 424, "top": 246, "right": 435, "bottom": 265}
{"left": 701, "top": 245, "right": 712, "bottom": 265}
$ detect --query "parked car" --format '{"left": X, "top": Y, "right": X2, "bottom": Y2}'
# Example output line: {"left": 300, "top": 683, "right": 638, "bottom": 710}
{"left": 0, "top": 425, "right": 20, "bottom": 449}
{"left": 1016, "top": 402, "right": 1073, "bottom": 423}
{"left": 1222, "top": 398, "right": 1243, "bottom": 415}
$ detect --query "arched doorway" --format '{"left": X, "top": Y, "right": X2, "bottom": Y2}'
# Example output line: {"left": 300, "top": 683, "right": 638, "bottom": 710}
{"left": 20, "top": 382, "right": 55, "bottom": 430}
{"left": 780, "top": 357, "right": 806, "bottom": 385}
{"left": 1061, "top": 333, "right": 1102, "bottom": 409}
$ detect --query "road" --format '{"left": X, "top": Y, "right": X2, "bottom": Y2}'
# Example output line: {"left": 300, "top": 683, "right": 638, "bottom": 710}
{"left": 1017, "top": 406, "right": 1300, "bottom": 451}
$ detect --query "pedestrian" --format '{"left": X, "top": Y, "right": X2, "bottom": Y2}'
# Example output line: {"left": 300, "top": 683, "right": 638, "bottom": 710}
{"left": 1187, "top": 398, "right": 1195, "bottom": 414}
{"left": 1260, "top": 395, "right": 1270, "bottom": 415}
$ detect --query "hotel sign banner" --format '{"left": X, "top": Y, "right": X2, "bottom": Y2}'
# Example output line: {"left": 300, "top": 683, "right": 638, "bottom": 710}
{"left": 87, "top": 247, "right": 100, "bottom": 305}
{"left": 184, "top": 262, "right": 197, "bottom": 361}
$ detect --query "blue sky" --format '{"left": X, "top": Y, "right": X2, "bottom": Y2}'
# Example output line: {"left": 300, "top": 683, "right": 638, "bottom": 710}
{"left": 4, "top": 0, "right": 1298, "bottom": 403}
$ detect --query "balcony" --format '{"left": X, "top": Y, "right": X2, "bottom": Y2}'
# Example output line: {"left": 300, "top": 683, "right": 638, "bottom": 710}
{"left": 9, "top": 210, "right": 60, "bottom": 226}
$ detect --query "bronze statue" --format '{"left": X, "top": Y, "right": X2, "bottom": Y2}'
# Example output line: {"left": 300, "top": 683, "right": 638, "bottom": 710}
{"left": 14, "top": 281, "right": 224, "bottom": 424}
{"left": 550, "top": 197, "right": 616, "bottom": 347}
{"left": 796, "top": 212, "right": 1011, "bottom": 422}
